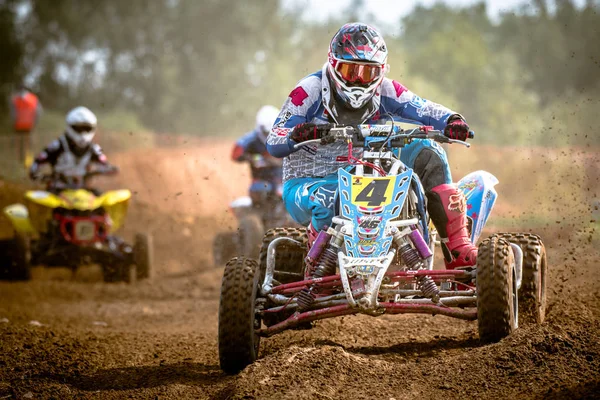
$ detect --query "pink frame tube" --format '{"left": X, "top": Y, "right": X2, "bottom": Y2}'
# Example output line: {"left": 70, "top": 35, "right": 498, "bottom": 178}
{"left": 258, "top": 302, "right": 477, "bottom": 337}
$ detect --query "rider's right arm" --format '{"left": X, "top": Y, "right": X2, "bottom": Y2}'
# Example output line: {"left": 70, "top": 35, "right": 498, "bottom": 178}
{"left": 266, "top": 76, "right": 321, "bottom": 158}
{"left": 29, "top": 139, "right": 61, "bottom": 178}
{"left": 231, "top": 131, "right": 255, "bottom": 162}
{"left": 32, "top": 139, "right": 61, "bottom": 166}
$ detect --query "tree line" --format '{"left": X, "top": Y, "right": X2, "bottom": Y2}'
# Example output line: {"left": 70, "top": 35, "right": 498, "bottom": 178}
{"left": 1, "top": 0, "right": 598, "bottom": 146}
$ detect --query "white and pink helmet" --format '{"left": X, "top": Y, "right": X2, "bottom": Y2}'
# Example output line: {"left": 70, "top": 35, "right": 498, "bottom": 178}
{"left": 327, "top": 23, "right": 388, "bottom": 109}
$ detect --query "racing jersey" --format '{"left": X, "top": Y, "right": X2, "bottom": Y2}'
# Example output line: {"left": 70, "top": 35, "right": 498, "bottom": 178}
{"left": 30, "top": 134, "right": 108, "bottom": 178}
{"left": 266, "top": 64, "right": 459, "bottom": 183}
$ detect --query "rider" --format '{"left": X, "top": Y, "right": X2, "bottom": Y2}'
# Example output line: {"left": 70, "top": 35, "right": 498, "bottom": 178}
{"left": 231, "top": 105, "right": 283, "bottom": 205}
{"left": 29, "top": 106, "right": 116, "bottom": 192}
{"left": 266, "top": 22, "right": 476, "bottom": 270}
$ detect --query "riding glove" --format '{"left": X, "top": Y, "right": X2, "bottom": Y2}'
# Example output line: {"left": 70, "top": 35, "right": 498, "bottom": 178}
{"left": 444, "top": 115, "right": 470, "bottom": 141}
{"left": 289, "top": 123, "right": 333, "bottom": 143}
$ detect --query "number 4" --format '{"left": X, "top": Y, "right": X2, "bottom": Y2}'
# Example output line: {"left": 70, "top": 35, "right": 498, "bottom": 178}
{"left": 356, "top": 180, "right": 389, "bottom": 206}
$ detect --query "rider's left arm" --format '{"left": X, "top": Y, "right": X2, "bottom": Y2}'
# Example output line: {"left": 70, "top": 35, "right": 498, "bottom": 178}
{"left": 379, "top": 79, "right": 461, "bottom": 131}
{"left": 90, "top": 144, "right": 109, "bottom": 165}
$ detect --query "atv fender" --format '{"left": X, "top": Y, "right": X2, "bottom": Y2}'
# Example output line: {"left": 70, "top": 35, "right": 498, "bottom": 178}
{"left": 457, "top": 170, "right": 499, "bottom": 244}
{"left": 98, "top": 189, "right": 132, "bottom": 206}
{"left": 3, "top": 204, "right": 36, "bottom": 235}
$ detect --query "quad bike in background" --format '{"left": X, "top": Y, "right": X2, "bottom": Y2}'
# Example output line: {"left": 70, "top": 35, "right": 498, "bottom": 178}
{"left": 1, "top": 167, "right": 152, "bottom": 283}
{"left": 218, "top": 124, "right": 548, "bottom": 373}
{"left": 212, "top": 154, "right": 297, "bottom": 266}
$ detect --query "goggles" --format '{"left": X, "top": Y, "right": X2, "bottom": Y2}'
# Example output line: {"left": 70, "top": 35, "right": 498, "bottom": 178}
{"left": 70, "top": 124, "right": 95, "bottom": 134}
{"left": 334, "top": 61, "right": 383, "bottom": 85}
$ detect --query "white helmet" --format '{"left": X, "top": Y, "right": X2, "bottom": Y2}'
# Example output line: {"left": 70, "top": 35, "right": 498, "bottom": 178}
{"left": 255, "top": 105, "right": 279, "bottom": 142}
{"left": 65, "top": 106, "right": 97, "bottom": 149}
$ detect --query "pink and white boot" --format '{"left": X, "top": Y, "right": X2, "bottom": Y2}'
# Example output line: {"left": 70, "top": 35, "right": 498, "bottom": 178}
{"left": 427, "top": 184, "right": 478, "bottom": 269}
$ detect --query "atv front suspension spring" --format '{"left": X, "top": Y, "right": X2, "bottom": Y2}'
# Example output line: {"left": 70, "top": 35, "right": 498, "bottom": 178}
{"left": 296, "top": 288, "right": 315, "bottom": 310}
{"left": 418, "top": 275, "right": 440, "bottom": 303}
{"left": 398, "top": 243, "right": 440, "bottom": 302}
{"left": 298, "top": 242, "right": 340, "bottom": 311}
{"left": 398, "top": 244, "right": 424, "bottom": 270}
{"left": 313, "top": 246, "right": 338, "bottom": 278}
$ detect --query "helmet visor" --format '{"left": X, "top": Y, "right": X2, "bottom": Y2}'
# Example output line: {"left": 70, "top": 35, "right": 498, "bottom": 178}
{"left": 70, "top": 124, "right": 95, "bottom": 134}
{"left": 335, "top": 61, "right": 383, "bottom": 85}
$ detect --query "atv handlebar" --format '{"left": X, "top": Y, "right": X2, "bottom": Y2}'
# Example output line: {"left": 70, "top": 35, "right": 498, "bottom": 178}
{"left": 293, "top": 124, "right": 472, "bottom": 149}
{"left": 36, "top": 164, "right": 119, "bottom": 184}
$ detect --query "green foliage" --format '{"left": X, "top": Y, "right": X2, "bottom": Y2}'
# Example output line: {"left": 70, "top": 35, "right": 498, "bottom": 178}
{"left": 399, "top": 0, "right": 599, "bottom": 147}
{"left": 2, "top": 0, "right": 597, "bottom": 147}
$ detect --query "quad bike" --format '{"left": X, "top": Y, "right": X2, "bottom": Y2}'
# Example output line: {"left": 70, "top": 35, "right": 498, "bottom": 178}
{"left": 218, "top": 124, "right": 548, "bottom": 373}
{"left": 1, "top": 167, "right": 152, "bottom": 283}
{"left": 212, "top": 154, "right": 297, "bottom": 266}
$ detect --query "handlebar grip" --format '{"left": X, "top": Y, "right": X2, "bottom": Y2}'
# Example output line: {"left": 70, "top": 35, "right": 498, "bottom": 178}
{"left": 468, "top": 130, "right": 475, "bottom": 139}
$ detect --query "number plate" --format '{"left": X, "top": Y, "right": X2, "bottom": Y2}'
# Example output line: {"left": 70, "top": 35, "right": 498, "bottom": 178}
{"left": 74, "top": 220, "right": 96, "bottom": 241}
{"left": 351, "top": 176, "right": 396, "bottom": 207}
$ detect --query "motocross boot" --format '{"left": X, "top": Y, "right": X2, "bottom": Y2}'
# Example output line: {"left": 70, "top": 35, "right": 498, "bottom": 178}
{"left": 427, "top": 184, "right": 477, "bottom": 269}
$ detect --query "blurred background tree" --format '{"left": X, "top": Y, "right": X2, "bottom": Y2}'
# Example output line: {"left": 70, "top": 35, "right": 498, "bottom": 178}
{"left": 0, "top": 0, "right": 598, "bottom": 146}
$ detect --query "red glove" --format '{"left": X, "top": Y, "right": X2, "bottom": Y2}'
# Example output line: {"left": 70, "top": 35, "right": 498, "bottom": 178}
{"left": 289, "top": 123, "right": 332, "bottom": 143}
{"left": 444, "top": 117, "right": 470, "bottom": 141}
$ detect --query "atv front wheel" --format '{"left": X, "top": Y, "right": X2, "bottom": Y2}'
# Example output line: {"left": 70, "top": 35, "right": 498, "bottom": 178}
{"left": 134, "top": 233, "right": 153, "bottom": 280}
{"left": 212, "top": 232, "right": 239, "bottom": 266}
{"left": 238, "top": 214, "right": 264, "bottom": 259}
{"left": 218, "top": 257, "right": 261, "bottom": 374}
{"left": 477, "top": 236, "right": 518, "bottom": 343}
{"left": 495, "top": 233, "right": 547, "bottom": 324}
{"left": 8, "top": 232, "right": 31, "bottom": 281}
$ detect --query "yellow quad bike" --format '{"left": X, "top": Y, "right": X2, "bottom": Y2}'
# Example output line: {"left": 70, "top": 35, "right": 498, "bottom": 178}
{"left": 2, "top": 170, "right": 152, "bottom": 283}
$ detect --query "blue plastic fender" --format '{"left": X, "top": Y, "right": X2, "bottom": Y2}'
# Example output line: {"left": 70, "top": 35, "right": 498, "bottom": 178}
{"left": 456, "top": 171, "right": 499, "bottom": 244}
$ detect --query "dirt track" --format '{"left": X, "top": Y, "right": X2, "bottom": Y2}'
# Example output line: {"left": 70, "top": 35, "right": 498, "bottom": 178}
{"left": 0, "top": 141, "right": 599, "bottom": 399}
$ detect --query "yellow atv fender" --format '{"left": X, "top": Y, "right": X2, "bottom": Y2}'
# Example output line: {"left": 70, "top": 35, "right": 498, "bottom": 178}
{"left": 97, "top": 189, "right": 131, "bottom": 231}
{"left": 3, "top": 204, "right": 36, "bottom": 235}
{"left": 24, "top": 191, "right": 64, "bottom": 233}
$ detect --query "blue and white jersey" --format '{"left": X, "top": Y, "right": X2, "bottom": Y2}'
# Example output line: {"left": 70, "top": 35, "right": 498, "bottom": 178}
{"left": 267, "top": 64, "right": 459, "bottom": 183}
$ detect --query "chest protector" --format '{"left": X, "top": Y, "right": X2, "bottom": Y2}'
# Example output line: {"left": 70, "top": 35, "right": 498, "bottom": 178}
{"left": 54, "top": 135, "right": 93, "bottom": 178}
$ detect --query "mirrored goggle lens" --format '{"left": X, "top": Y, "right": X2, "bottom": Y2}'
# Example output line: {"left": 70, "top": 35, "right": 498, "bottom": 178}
{"left": 71, "top": 124, "right": 94, "bottom": 134}
{"left": 335, "top": 62, "right": 382, "bottom": 84}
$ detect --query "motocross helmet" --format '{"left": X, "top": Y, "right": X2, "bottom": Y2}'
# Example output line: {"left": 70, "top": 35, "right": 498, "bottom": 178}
{"left": 65, "top": 106, "right": 97, "bottom": 150}
{"left": 255, "top": 105, "right": 279, "bottom": 143}
{"left": 327, "top": 23, "right": 388, "bottom": 110}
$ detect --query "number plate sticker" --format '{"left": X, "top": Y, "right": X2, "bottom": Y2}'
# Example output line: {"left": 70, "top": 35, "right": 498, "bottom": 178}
{"left": 351, "top": 176, "right": 396, "bottom": 208}
{"left": 74, "top": 220, "right": 95, "bottom": 241}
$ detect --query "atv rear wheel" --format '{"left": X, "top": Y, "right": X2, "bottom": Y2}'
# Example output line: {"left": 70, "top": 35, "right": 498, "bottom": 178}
{"left": 238, "top": 214, "right": 264, "bottom": 259}
{"left": 218, "top": 257, "right": 261, "bottom": 374}
{"left": 134, "top": 233, "right": 153, "bottom": 280}
{"left": 258, "top": 227, "right": 307, "bottom": 327}
{"left": 494, "top": 233, "right": 547, "bottom": 324}
{"left": 8, "top": 232, "right": 32, "bottom": 281}
{"left": 212, "top": 232, "right": 239, "bottom": 266}
{"left": 477, "top": 236, "right": 518, "bottom": 343}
